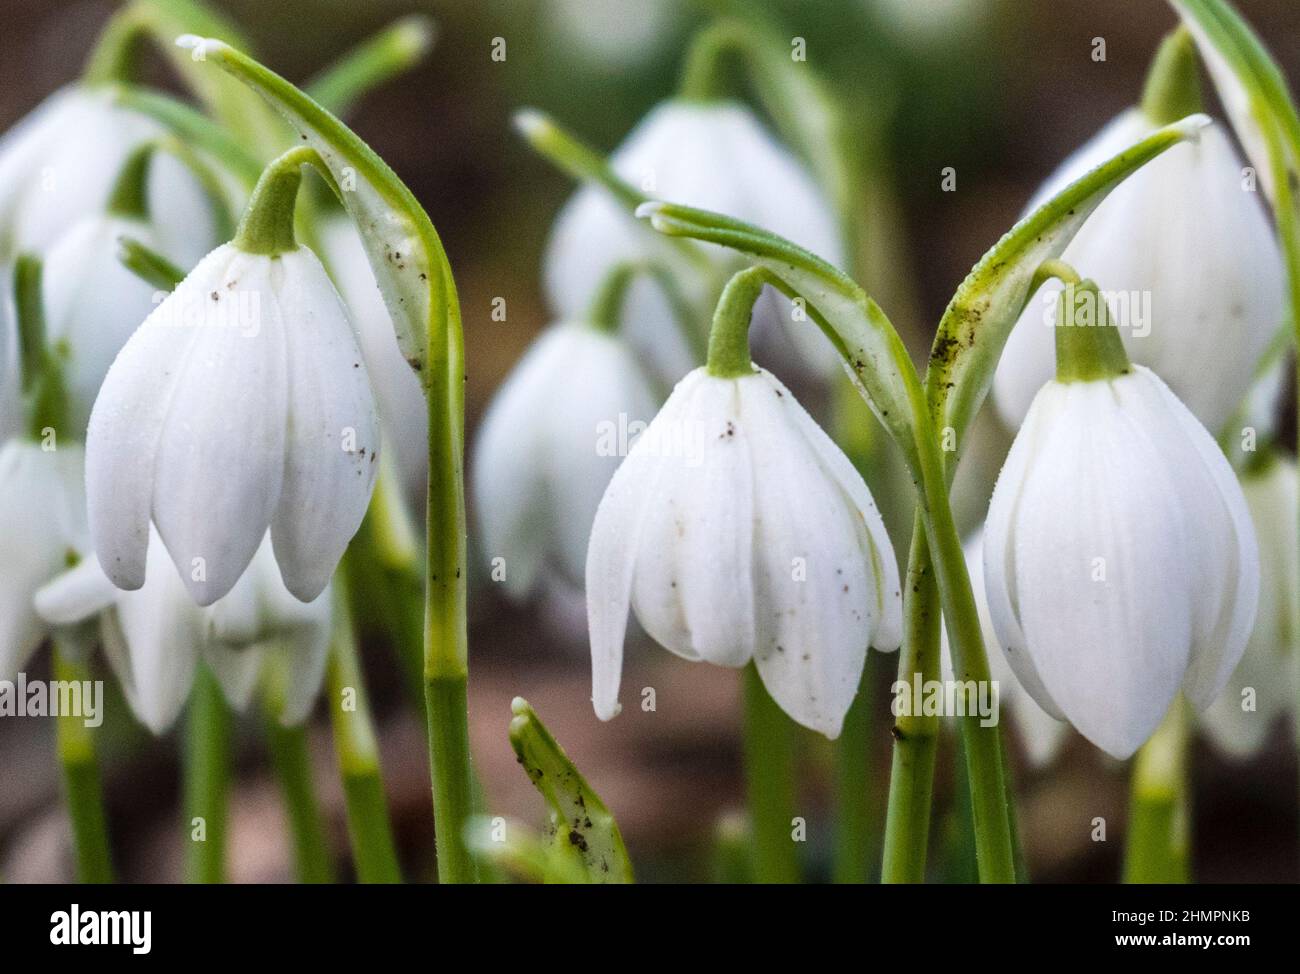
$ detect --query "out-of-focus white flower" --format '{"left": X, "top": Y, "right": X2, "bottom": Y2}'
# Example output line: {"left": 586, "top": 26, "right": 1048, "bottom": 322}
{"left": 317, "top": 213, "right": 427, "bottom": 501}
{"left": 942, "top": 531, "right": 1067, "bottom": 768}
{"left": 1203, "top": 457, "right": 1298, "bottom": 758}
{"left": 993, "top": 112, "right": 1283, "bottom": 434}
{"left": 587, "top": 365, "right": 901, "bottom": 738}
{"left": 983, "top": 364, "right": 1258, "bottom": 759}
{"left": 0, "top": 292, "right": 20, "bottom": 440}
{"left": 85, "top": 242, "right": 380, "bottom": 606}
{"left": 37, "top": 531, "right": 331, "bottom": 733}
{"left": 543, "top": 101, "right": 844, "bottom": 380}
{"left": 0, "top": 439, "right": 87, "bottom": 678}
{"left": 473, "top": 322, "right": 658, "bottom": 600}
{"left": 0, "top": 87, "right": 215, "bottom": 264}
{"left": 544, "top": 0, "right": 683, "bottom": 71}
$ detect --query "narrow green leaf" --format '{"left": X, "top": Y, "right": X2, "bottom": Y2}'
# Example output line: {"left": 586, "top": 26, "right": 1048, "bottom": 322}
{"left": 117, "top": 235, "right": 184, "bottom": 290}
{"left": 508, "top": 698, "right": 633, "bottom": 884}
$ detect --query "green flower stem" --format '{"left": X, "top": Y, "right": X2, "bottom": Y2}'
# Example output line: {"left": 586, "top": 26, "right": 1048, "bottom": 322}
{"left": 586, "top": 263, "right": 642, "bottom": 335}
{"left": 425, "top": 674, "right": 477, "bottom": 883}
{"left": 182, "top": 666, "right": 231, "bottom": 884}
{"left": 306, "top": 15, "right": 435, "bottom": 119}
{"left": 82, "top": 7, "right": 147, "bottom": 86}
{"left": 117, "top": 236, "right": 185, "bottom": 290}
{"left": 880, "top": 519, "right": 942, "bottom": 882}
{"left": 1141, "top": 27, "right": 1204, "bottom": 126}
{"left": 706, "top": 267, "right": 765, "bottom": 377}
{"left": 678, "top": 21, "right": 741, "bottom": 102}
{"left": 233, "top": 146, "right": 321, "bottom": 255}
{"left": 327, "top": 574, "right": 402, "bottom": 884}
{"left": 13, "top": 256, "right": 68, "bottom": 440}
{"left": 1123, "top": 699, "right": 1191, "bottom": 883}
{"left": 53, "top": 645, "right": 114, "bottom": 884}
{"left": 1053, "top": 279, "right": 1133, "bottom": 382}
{"left": 264, "top": 717, "right": 336, "bottom": 884}
{"left": 105, "top": 143, "right": 155, "bottom": 221}
{"left": 831, "top": 648, "right": 887, "bottom": 884}
{"left": 741, "top": 664, "right": 800, "bottom": 884}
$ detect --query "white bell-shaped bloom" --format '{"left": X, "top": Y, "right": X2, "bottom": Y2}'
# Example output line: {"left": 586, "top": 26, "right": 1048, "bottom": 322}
{"left": 587, "top": 366, "right": 901, "bottom": 737}
{"left": 0, "top": 439, "right": 87, "bottom": 678}
{"left": 474, "top": 322, "right": 658, "bottom": 600}
{"left": 983, "top": 364, "right": 1259, "bottom": 759}
{"left": 941, "top": 532, "right": 1067, "bottom": 768}
{"left": 85, "top": 242, "right": 381, "bottom": 606}
{"left": 1202, "top": 457, "right": 1298, "bottom": 758}
{"left": 543, "top": 101, "right": 844, "bottom": 380}
{"left": 317, "top": 214, "right": 427, "bottom": 501}
{"left": 0, "top": 86, "right": 214, "bottom": 264}
{"left": 41, "top": 214, "right": 170, "bottom": 436}
{"left": 37, "top": 531, "right": 331, "bottom": 733}
{"left": 992, "top": 112, "right": 1283, "bottom": 434}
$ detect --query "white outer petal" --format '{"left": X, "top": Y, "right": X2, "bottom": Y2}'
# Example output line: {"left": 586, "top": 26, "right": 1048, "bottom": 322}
{"left": 85, "top": 244, "right": 234, "bottom": 591}
{"left": 585, "top": 370, "right": 701, "bottom": 719}
{"left": 270, "top": 247, "right": 379, "bottom": 602}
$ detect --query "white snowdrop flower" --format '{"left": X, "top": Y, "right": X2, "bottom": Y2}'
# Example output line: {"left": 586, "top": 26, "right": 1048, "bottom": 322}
{"left": 0, "top": 439, "right": 87, "bottom": 679}
{"left": 587, "top": 291, "right": 901, "bottom": 736}
{"left": 37, "top": 530, "right": 331, "bottom": 733}
{"left": 983, "top": 301, "right": 1259, "bottom": 759}
{"left": 992, "top": 35, "right": 1283, "bottom": 434}
{"left": 473, "top": 267, "right": 660, "bottom": 600}
{"left": 941, "top": 532, "right": 1067, "bottom": 768}
{"left": 317, "top": 213, "right": 428, "bottom": 500}
{"left": 85, "top": 153, "right": 381, "bottom": 607}
{"left": 0, "top": 86, "right": 215, "bottom": 264}
{"left": 542, "top": 100, "right": 845, "bottom": 380}
{"left": 1202, "top": 457, "right": 1298, "bottom": 758}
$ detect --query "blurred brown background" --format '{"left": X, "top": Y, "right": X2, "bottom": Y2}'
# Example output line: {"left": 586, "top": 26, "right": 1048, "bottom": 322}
{"left": 1, "top": 0, "right": 1298, "bottom": 883}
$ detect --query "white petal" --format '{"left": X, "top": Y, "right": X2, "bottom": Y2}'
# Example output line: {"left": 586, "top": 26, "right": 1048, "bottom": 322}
{"left": 585, "top": 370, "right": 701, "bottom": 719}
{"left": 629, "top": 373, "right": 755, "bottom": 667}
{"left": 150, "top": 248, "right": 288, "bottom": 605}
{"left": 270, "top": 247, "right": 379, "bottom": 602}
{"left": 742, "top": 373, "right": 873, "bottom": 738}
{"left": 34, "top": 558, "right": 119, "bottom": 626}
{"left": 85, "top": 245, "right": 234, "bottom": 591}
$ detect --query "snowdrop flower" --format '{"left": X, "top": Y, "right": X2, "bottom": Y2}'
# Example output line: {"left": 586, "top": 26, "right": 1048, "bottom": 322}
{"left": 942, "top": 532, "right": 1067, "bottom": 768}
{"left": 587, "top": 270, "right": 901, "bottom": 737}
{"left": 86, "top": 150, "right": 380, "bottom": 606}
{"left": 0, "top": 86, "right": 214, "bottom": 264}
{"left": 473, "top": 265, "right": 659, "bottom": 600}
{"left": 983, "top": 285, "right": 1258, "bottom": 759}
{"left": 37, "top": 531, "right": 331, "bottom": 733}
{"left": 0, "top": 438, "right": 87, "bottom": 679}
{"left": 317, "top": 213, "right": 427, "bottom": 500}
{"left": 992, "top": 31, "right": 1283, "bottom": 434}
{"left": 541, "top": 100, "right": 844, "bottom": 380}
{"left": 1202, "top": 456, "right": 1297, "bottom": 758}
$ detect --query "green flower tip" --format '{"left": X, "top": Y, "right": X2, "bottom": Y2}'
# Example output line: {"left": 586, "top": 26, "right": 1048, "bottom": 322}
{"left": 175, "top": 34, "right": 230, "bottom": 62}
{"left": 510, "top": 696, "right": 530, "bottom": 718}
{"left": 706, "top": 267, "right": 768, "bottom": 379}
{"left": 1053, "top": 279, "right": 1132, "bottom": 383}
{"left": 513, "top": 108, "right": 550, "bottom": 142}
{"left": 1141, "top": 26, "right": 1204, "bottom": 126}
{"left": 392, "top": 15, "right": 437, "bottom": 60}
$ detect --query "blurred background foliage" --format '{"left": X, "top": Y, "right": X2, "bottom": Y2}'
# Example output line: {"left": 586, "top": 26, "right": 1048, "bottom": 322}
{"left": 1, "top": 0, "right": 1298, "bottom": 883}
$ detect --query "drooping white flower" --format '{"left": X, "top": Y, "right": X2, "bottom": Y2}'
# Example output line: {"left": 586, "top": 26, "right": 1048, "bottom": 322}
{"left": 36, "top": 531, "right": 331, "bottom": 733}
{"left": 941, "top": 532, "right": 1067, "bottom": 768}
{"left": 983, "top": 364, "right": 1259, "bottom": 759}
{"left": 0, "top": 438, "right": 87, "bottom": 679}
{"left": 41, "top": 214, "right": 170, "bottom": 436}
{"left": 1202, "top": 457, "right": 1298, "bottom": 758}
{"left": 85, "top": 242, "right": 381, "bottom": 606}
{"left": 992, "top": 111, "right": 1283, "bottom": 434}
{"left": 473, "top": 322, "right": 658, "bottom": 600}
{"left": 0, "top": 86, "right": 215, "bottom": 264}
{"left": 587, "top": 366, "right": 901, "bottom": 738}
{"left": 542, "top": 101, "right": 845, "bottom": 380}
{"left": 316, "top": 213, "right": 428, "bottom": 501}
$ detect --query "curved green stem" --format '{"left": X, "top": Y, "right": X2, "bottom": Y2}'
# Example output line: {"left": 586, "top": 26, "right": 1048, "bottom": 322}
{"left": 53, "top": 644, "right": 114, "bottom": 884}
{"left": 306, "top": 15, "right": 435, "bottom": 118}
{"left": 742, "top": 665, "right": 801, "bottom": 884}
{"left": 678, "top": 22, "right": 742, "bottom": 102}
{"left": 83, "top": 7, "right": 147, "bottom": 86}
{"left": 1123, "top": 700, "right": 1191, "bottom": 883}
{"left": 105, "top": 143, "right": 155, "bottom": 221}
{"left": 706, "top": 267, "right": 765, "bottom": 377}
{"left": 1141, "top": 26, "right": 1204, "bottom": 125}
{"left": 233, "top": 146, "right": 333, "bottom": 255}
{"left": 183, "top": 666, "right": 231, "bottom": 883}
{"left": 264, "top": 717, "right": 335, "bottom": 884}
{"left": 13, "top": 256, "right": 68, "bottom": 440}
{"left": 327, "top": 574, "right": 402, "bottom": 884}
